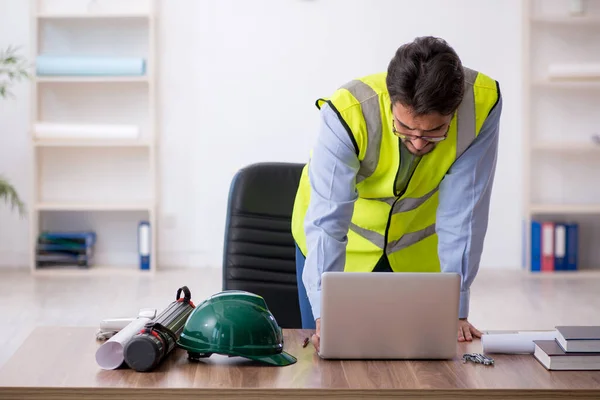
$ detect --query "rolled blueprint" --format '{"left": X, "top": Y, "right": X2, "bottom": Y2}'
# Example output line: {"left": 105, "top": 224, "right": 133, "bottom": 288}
{"left": 482, "top": 330, "right": 559, "bottom": 354}
{"left": 95, "top": 317, "right": 150, "bottom": 370}
{"left": 99, "top": 309, "right": 158, "bottom": 333}
{"left": 34, "top": 123, "right": 140, "bottom": 140}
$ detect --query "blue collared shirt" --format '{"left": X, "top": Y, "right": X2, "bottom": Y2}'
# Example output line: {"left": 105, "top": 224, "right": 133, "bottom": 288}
{"left": 301, "top": 92, "right": 502, "bottom": 321}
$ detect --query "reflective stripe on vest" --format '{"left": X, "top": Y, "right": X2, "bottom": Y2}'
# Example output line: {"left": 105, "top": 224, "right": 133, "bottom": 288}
{"left": 373, "top": 185, "right": 440, "bottom": 213}
{"left": 350, "top": 218, "right": 438, "bottom": 254}
{"left": 387, "top": 223, "right": 437, "bottom": 254}
{"left": 339, "top": 80, "right": 381, "bottom": 184}
{"left": 457, "top": 67, "right": 478, "bottom": 159}
{"left": 349, "top": 222, "right": 385, "bottom": 249}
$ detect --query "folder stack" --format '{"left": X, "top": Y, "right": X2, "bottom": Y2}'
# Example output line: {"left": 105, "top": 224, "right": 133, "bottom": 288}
{"left": 35, "top": 231, "right": 97, "bottom": 268}
{"left": 530, "top": 220, "right": 578, "bottom": 272}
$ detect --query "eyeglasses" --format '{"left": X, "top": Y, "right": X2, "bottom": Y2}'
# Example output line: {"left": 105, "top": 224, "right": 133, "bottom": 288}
{"left": 392, "top": 122, "right": 449, "bottom": 143}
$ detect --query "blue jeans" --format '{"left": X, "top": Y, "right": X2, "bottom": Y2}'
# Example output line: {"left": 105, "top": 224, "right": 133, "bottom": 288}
{"left": 295, "top": 244, "right": 316, "bottom": 329}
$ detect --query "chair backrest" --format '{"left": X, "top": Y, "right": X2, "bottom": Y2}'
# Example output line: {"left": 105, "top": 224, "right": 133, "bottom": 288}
{"left": 222, "top": 162, "right": 305, "bottom": 328}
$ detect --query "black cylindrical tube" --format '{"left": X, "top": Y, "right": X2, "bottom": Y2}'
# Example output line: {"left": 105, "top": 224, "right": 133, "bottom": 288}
{"left": 123, "top": 286, "right": 195, "bottom": 372}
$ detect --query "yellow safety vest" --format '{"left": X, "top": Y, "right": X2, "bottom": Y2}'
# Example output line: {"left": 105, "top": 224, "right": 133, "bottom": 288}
{"left": 291, "top": 67, "right": 500, "bottom": 273}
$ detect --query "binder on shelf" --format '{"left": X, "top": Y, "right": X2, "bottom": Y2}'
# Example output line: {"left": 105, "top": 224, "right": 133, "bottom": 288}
{"left": 541, "top": 222, "right": 555, "bottom": 272}
{"left": 554, "top": 223, "right": 567, "bottom": 271}
{"left": 531, "top": 220, "right": 541, "bottom": 272}
{"left": 566, "top": 223, "right": 579, "bottom": 271}
{"left": 138, "top": 221, "right": 150, "bottom": 270}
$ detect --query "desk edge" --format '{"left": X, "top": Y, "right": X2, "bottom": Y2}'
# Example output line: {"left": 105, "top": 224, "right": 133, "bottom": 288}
{"left": 1, "top": 387, "right": 600, "bottom": 400}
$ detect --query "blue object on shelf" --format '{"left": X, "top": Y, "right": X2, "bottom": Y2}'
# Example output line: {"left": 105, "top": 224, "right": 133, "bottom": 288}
{"left": 40, "top": 230, "right": 97, "bottom": 247}
{"left": 530, "top": 220, "right": 541, "bottom": 272}
{"left": 566, "top": 223, "right": 578, "bottom": 271}
{"left": 36, "top": 55, "right": 146, "bottom": 76}
{"left": 37, "top": 230, "right": 96, "bottom": 268}
{"left": 553, "top": 223, "right": 566, "bottom": 271}
{"left": 138, "top": 221, "right": 150, "bottom": 270}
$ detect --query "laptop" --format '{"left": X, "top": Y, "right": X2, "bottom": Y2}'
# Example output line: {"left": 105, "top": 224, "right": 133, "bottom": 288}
{"left": 318, "top": 271, "right": 460, "bottom": 360}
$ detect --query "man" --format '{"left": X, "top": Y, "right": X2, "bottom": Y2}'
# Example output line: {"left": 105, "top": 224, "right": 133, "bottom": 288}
{"left": 290, "top": 36, "right": 502, "bottom": 352}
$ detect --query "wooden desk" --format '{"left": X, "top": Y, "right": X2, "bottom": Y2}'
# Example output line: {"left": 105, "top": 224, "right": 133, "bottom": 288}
{"left": 1, "top": 327, "right": 599, "bottom": 399}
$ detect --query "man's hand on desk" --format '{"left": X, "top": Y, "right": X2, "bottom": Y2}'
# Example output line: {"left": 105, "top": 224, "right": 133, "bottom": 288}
{"left": 458, "top": 318, "right": 482, "bottom": 342}
{"left": 311, "top": 318, "right": 321, "bottom": 352}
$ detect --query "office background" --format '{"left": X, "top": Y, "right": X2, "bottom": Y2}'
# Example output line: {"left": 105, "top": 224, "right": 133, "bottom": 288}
{"left": 0, "top": 0, "right": 529, "bottom": 271}
{"left": 2, "top": 0, "right": 600, "bottom": 381}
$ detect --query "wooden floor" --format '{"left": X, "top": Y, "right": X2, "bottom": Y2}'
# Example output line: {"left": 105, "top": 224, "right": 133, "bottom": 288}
{"left": 2, "top": 266, "right": 600, "bottom": 369}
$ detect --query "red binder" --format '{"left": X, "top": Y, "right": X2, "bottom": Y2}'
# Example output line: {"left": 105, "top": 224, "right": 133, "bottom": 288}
{"left": 541, "top": 222, "right": 555, "bottom": 272}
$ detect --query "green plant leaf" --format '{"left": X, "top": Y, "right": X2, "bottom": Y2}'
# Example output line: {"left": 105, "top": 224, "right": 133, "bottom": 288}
{"left": 0, "top": 45, "right": 32, "bottom": 99}
{"left": 0, "top": 176, "right": 26, "bottom": 217}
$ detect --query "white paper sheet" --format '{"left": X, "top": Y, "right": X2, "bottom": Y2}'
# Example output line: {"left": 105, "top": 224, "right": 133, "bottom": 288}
{"left": 99, "top": 317, "right": 137, "bottom": 332}
{"left": 95, "top": 317, "right": 150, "bottom": 370}
{"left": 482, "top": 330, "right": 559, "bottom": 354}
{"left": 34, "top": 123, "right": 140, "bottom": 139}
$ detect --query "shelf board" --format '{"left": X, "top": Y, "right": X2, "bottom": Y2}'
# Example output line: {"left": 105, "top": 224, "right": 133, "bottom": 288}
{"left": 32, "top": 265, "right": 152, "bottom": 276}
{"left": 33, "top": 139, "right": 152, "bottom": 148}
{"left": 532, "top": 142, "right": 600, "bottom": 152}
{"left": 530, "top": 204, "right": 600, "bottom": 214}
{"left": 526, "top": 269, "right": 600, "bottom": 277}
{"left": 531, "top": 15, "right": 600, "bottom": 25}
{"left": 37, "top": 13, "right": 151, "bottom": 19}
{"left": 36, "top": 203, "right": 153, "bottom": 212}
{"left": 532, "top": 79, "right": 600, "bottom": 89}
{"left": 36, "top": 76, "right": 148, "bottom": 83}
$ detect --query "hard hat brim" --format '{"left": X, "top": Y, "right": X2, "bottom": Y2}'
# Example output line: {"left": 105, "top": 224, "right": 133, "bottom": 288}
{"left": 246, "top": 351, "right": 297, "bottom": 366}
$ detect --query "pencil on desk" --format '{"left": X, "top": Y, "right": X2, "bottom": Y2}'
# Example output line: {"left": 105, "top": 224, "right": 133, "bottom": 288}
{"left": 303, "top": 337, "right": 309, "bottom": 348}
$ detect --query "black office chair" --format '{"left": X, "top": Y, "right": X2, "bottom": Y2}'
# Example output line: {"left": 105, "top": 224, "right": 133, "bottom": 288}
{"left": 222, "top": 162, "right": 305, "bottom": 328}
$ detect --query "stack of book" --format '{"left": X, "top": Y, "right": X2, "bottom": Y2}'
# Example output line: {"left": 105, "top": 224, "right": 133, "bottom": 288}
{"left": 533, "top": 326, "right": 600, "bottom": 370}
{"left": 35, "top": 231, "right": 96, "bottom": 268}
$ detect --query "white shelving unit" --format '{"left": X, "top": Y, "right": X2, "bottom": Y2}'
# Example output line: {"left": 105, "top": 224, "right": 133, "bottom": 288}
{"left": 522, "top": 0, "right": 600, "bottom": 271}
{"left": 29, "top": 0, "right": 158, "bottom": 274}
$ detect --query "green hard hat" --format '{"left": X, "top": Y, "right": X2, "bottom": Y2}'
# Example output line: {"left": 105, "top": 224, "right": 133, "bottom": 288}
{"left": 177, "top": 290, "right": 297, "bottom": 366}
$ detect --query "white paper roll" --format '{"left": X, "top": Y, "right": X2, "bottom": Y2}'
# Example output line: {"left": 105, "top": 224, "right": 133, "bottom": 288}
{"left": 548, "top": 63, "right": 600, "bottom": 80}
{"left": 569, "top": 0, "right": 585, "bottom": 15}
{"left": 34, "top": 123, "right": 140, "bottom": 139}
{"left": 482, "top": 330, "right": 560, "bottom": 354}
{"left": 99, "top": 317, "right": 137, "bottom": 332}
{"left": 95, "top": 317, "right": 150, "bottom": 370}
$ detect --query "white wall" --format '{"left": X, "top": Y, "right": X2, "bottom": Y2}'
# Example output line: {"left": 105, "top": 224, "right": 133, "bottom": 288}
{"left": 0, "top": 0, "right": 32, "bottom": 267}
{"left": 0, "top": 0, "right": 524, "bottom": 269}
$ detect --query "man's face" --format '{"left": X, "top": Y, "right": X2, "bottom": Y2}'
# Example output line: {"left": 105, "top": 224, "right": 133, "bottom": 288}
{"left": 391, "top": 102, "right": 453, "bottom": 156}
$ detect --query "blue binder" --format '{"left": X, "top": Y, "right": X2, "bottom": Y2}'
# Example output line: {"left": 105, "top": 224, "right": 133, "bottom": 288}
{"left": 554, "top": 223, "right": 567, "bottom": 271}
{"left": 138, "top": 221, "right": 150, "bottom": 270}
{"left": 530, "top": 220, "right": 541, "bottom": 272}
{"left": 566, "top": 223, "right": 578, "bottom": 271}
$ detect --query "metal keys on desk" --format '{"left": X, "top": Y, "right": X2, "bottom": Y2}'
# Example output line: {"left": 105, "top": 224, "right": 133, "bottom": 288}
{"left": 462, "top": 353, "right": 494, "bottom": 366}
